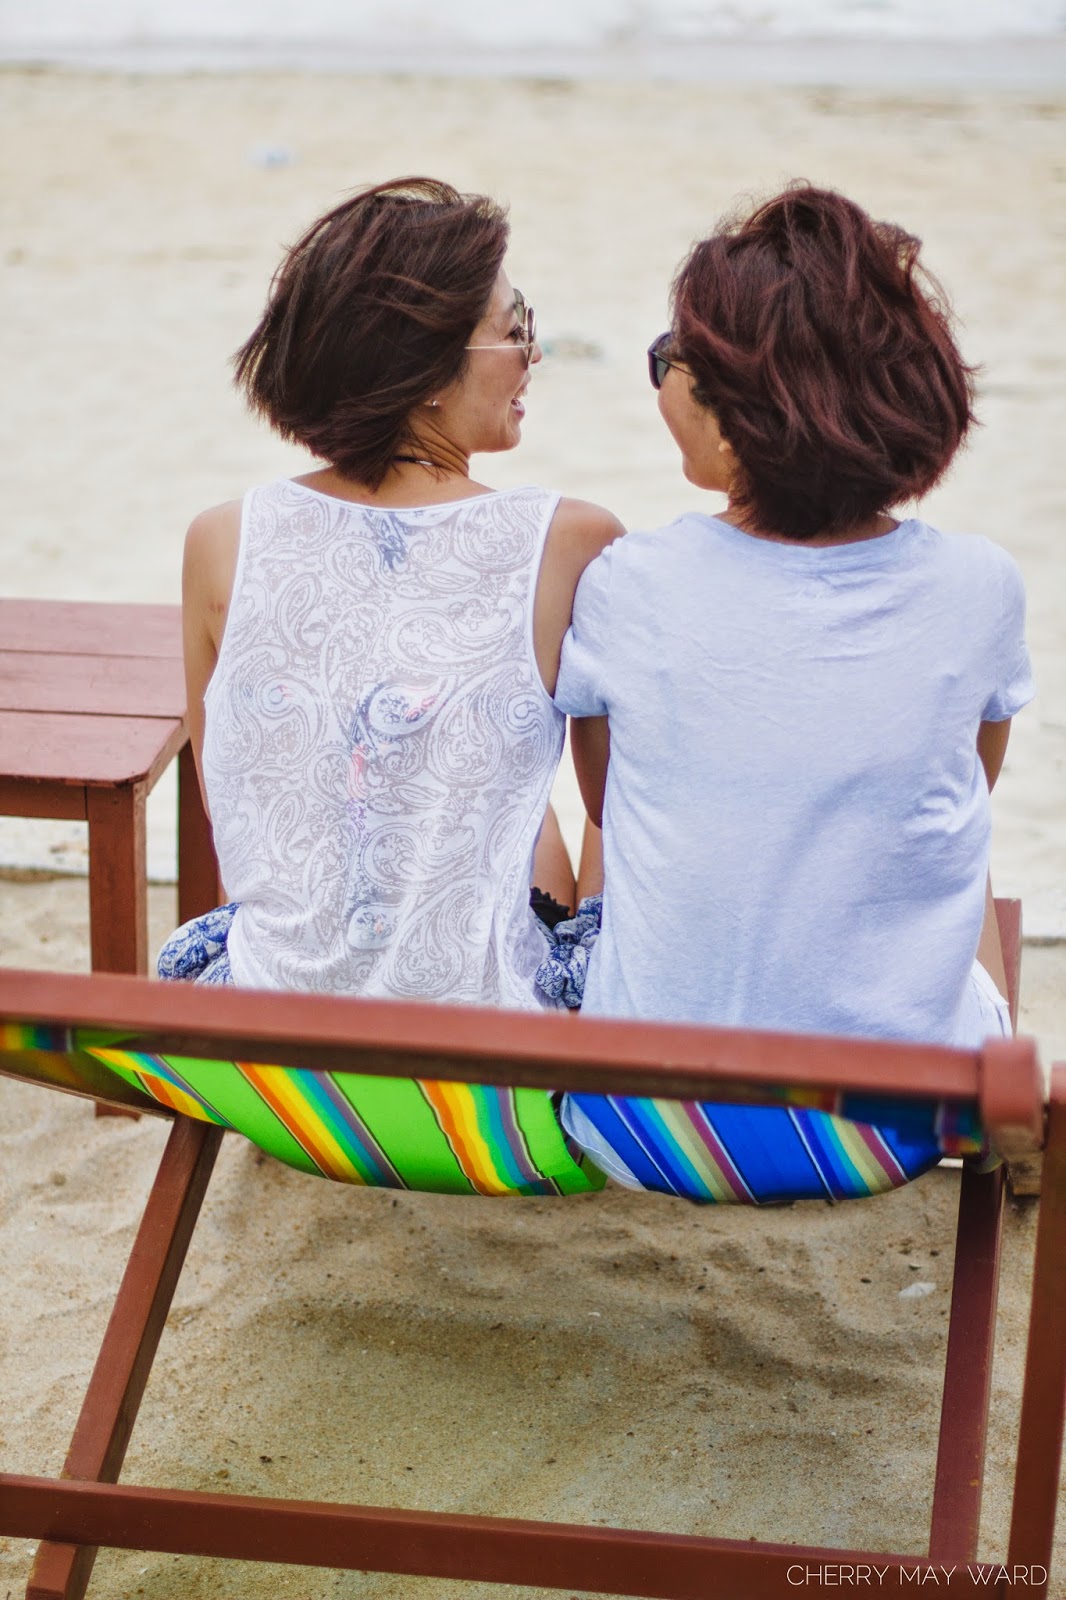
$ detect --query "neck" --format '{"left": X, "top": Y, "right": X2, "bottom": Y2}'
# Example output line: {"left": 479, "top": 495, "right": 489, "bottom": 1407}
{"left": 719, "top": 499, "right": 898, "bottom": 547}
{"left": 399, "top": 422, "right": 470, "bottom": 481}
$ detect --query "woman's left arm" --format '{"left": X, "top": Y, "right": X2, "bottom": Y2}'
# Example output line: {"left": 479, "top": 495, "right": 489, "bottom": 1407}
{"left": 182, "top": 500, "right": 241, "bottom": 813}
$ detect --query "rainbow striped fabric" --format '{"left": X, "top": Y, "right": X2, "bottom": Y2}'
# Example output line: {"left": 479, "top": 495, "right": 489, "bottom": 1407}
{"left": 0, "top": 1022, "right": 73, "bottom": 1052}
{"left": 1, "top": 1019, "right": 987, "bottom": 1203}
{"left": 93, "top": 1046, "right": 603, "bottom": 1195}
{"left": 3, "top": 1022, "right": 600, "bottom": 1196}
{"left": 562, "top": 1088, "right": 983, "bottom": 1204}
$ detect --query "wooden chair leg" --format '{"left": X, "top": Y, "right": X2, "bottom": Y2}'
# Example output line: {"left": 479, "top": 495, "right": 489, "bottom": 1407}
{"left": 992, "top": 897, "right": 1043, "bottom": 1197}
{"left": 928, "top": 899, "right": 1021, "bottom": 1557}
{"left": 928, "top": 1162, "right": 1005, "bottom": 1561}
{"left": 1006, "top": 1064, "right": 1066, "bottom": 1594}
{"left": 177, "top": 740, "right": 221, "bottom": 926}
{"left": 26, "top": 1117, "right": 223, "bottom": 1600}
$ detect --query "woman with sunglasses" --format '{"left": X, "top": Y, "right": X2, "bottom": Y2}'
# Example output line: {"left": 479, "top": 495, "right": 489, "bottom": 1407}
{"left": 167, "top": 177, "right": 621, "bottom": 1009}
{"left": 544, "top": 184, "right": 1032, "bottom": 1200}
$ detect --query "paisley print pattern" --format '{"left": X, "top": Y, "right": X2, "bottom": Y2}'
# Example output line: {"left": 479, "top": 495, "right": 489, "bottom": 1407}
{"left": 157, "top": 901, "right": 237, "bottom": 986}
{"left": 201, "top": 480, "right": 565, "bottom": 1007}
{"left": 535, "top": 894, "right": 603, "bottom": 1009}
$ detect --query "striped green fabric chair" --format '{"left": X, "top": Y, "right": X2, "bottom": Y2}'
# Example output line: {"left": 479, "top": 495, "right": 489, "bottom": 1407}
{"left": 1, "top": 1018, "right": 990, "bottom": 1205}
{"left": 6, "top": 906, "right": 1024, "bottom": 1211}
{"left": 3, "top": 1015, "right": 992, "bottom": 1206}
{"left": 2, "top": 1020, "right": 603, "bottom": 1198}
{"left": 2, "top": 949, "right": 1065, "bottom": 1600}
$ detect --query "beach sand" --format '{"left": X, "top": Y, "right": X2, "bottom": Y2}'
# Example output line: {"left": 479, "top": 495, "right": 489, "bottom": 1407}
{"left": 2, "top": 67, "right": 1065, "bottom": 925}
{"left": 2, "top": 875, "right": 1065, "bottom": 1598}
{"left": 1, "top": 67, "right": 1065, "bottom": 1597}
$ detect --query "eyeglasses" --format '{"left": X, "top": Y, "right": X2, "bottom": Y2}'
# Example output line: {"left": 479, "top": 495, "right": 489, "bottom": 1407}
{"left": 465, "top": 289, "right": 537, "bottom": 369}
{"left": 647, "top": 331, "right": 685, "bottom": 390}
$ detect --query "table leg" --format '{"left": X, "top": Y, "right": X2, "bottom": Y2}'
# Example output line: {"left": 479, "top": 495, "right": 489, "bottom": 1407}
{"left": 87, "top": 782, "right": 148, "bottom": 1121}
{"left": 86, "top": 783, "right": 148, "bottom": 975}
{"left": 177, "top": 740, "right": 220, "bottom": 925}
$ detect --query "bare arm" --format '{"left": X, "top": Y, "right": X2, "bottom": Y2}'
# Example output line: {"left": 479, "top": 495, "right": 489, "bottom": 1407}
{"left": 532, "top": 497, "right": 625, "bottom": 696}
{"left": 533, "top": 497, "right": 623, "bottom": 832}
{"left": 182, "top": 500, "right": 242, "bottom": 813}
{"left": 570, "top": 715, "right": 610, "bottom": 829}
{"left": 977, "top": 718, "right": 1011, "bottom": 791}
{"left": 974, "top": 719, "right": 1013, "bottom": 994}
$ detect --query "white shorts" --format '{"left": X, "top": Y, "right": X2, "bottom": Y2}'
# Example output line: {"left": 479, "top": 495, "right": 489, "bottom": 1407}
{"left": 953, "top": 959, "right": 1012, "bottom": 1047}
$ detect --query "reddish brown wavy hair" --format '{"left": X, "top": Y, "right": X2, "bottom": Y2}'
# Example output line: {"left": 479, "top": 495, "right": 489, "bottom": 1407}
{"left": 234, "top": 177, "right": 509, "bottom": 488}
{"left": 671, "top": 184, "right": 977, "bottom": 540}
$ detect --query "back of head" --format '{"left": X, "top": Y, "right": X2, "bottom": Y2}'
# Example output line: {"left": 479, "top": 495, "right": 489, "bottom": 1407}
{"left": 672, "top": 184, "right": 976, "bottom": 539}
{"left": 234, "top": 177, "right": 509, "bottom": 488}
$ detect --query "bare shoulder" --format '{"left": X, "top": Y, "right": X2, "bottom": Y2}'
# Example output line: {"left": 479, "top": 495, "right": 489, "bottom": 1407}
{"left": 548, "top": 497, "right": 626, "bottom": 570}
{"left": 532, "top": 498, "right": 625, "bottom": 693}
{"left": 183, "top": 501, "right": 243, "bottom": 654}
{"left": 184, "top": 499, "right": 242, "bottom": 599}
{"left": 552, "top": 496, "right": 626, "bottom": 549}
{"left": 185, "top": 498, "right": 242, "bottom": 558}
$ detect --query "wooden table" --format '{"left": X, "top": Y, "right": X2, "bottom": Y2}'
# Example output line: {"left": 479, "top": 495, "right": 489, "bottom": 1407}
{"left": 0, "top": 599, "right": 219, "bottom": 975}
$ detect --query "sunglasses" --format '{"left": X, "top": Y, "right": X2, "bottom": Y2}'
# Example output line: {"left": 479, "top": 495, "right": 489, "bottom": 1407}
{"left": 647, "top": 331, "right": 685, "bottom": 390}
{"left": 465, "top": 289, "right": 537, "bottom": 369}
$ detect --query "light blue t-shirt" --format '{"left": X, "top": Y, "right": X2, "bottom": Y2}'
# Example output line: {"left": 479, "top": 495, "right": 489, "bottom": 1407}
{"left": 555, "top": 515, "right": 1033, "bottom": 1045}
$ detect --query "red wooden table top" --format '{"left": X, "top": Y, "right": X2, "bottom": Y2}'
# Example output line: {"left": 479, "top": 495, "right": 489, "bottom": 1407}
{"left": 0, "top": 599, "right": 181, "bottom": 658}
{"left": 0, "top": 600, "right": 187, "bottom": 788}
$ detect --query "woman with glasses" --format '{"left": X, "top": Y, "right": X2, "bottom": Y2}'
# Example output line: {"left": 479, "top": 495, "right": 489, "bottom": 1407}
{"left": 543, "top": 184, "right": 1032, "bottom": 1202}
{"left": 168, "top": 176, "right": 621, "bottom": 1009}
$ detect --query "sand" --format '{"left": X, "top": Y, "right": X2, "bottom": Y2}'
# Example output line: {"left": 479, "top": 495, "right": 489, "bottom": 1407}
{"left": 1, "top": 66, "right": 1066, "bottom": 1598}
{"left": 2, "top": 68, "right": 1065, "bottom": 923}
{"left": 2, "top": 875, "right": 1065, "bottom": 1599}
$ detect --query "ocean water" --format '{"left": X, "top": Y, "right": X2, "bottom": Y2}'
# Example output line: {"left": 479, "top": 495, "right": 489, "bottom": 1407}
{"left": 2, "top": 0, "right": 1064, "bottom": 48}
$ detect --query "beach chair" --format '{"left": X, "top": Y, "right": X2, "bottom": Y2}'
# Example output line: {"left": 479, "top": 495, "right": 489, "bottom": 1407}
{"left": 0, "top": 909, "right": 1063, "bottom": 1599}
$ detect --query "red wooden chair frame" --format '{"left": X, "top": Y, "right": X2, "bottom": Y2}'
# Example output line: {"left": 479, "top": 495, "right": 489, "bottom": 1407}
{"left": 1, "top": 903, "right": 1063, "bottom": 1599}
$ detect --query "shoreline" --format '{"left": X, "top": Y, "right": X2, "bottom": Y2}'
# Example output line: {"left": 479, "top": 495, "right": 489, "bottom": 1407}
{"left": 3, "top": 37, "right": 1066, "bottom": 89}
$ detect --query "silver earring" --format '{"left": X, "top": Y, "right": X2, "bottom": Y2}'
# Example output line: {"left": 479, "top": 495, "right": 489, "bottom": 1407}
{"left": 427, "top": 399, "right": 440, "bottom": 408}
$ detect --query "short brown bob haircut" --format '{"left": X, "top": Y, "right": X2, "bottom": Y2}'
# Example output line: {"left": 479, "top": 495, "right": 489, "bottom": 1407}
{"left": 671, "top": 184, "right": 977, "bottom": 540}
{"left": 234, "top": 177, "right": 509, "bottom": 488}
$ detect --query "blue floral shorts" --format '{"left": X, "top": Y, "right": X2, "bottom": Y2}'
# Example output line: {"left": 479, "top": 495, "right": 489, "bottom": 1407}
{"left": 157, "top": 902, "right": 236, "bottom": 985}
{"left": 534, "top": 895, "right": 602, "bottom": 1009}
{"left": 157, "top": 894, "right": 603, "bottom": 998}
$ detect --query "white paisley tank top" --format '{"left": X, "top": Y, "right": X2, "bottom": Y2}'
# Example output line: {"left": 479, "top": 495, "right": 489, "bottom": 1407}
{"left": 201, "top": 479, "right": 565, "bottom": 1008}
